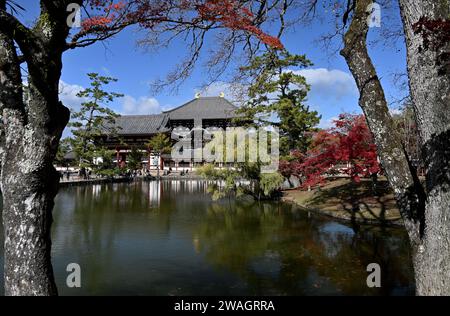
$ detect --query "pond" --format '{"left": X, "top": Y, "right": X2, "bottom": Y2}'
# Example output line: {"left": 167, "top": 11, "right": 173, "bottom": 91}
{"left": 0, "top": 180, "right": 414, "bottom": 296}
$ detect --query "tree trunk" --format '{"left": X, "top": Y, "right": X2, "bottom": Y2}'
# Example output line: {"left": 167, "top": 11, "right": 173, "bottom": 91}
{"left": 1, "top": 88, "right": 69, "bottom": 296}
{"left": 1, "top": 130, "right": 60, "bottom": 296}
{"left": 1, "top": 1, "right": 73, "bottom": 295}
{"left": 342, "top": 0, "right": 450, "bottom": 295}
{"left": 340, "top": 0, "right": 426, "bottom": 249}
{"left": 398, "top": 0, "right": 450, "bottom": 296}
{"left": 0, "top": 65, "right": 69, "bottom": 296}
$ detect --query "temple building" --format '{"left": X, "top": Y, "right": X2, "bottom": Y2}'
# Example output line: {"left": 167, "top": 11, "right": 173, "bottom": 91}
{"left": 97, "top": 95, "right": 242, "bottom": 170}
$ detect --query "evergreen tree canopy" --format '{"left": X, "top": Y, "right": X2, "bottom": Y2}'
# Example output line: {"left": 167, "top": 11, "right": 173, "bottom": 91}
{"left": 69, "top": 73, "right": 123, "bottom": 167}
{"left": 237, "top": 50, "right": 321, "bottom": 155}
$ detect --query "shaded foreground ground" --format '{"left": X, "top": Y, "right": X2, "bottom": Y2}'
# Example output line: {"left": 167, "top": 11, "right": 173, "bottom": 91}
{"left": 282, "top": 178, "right": 402, "bottom": 226}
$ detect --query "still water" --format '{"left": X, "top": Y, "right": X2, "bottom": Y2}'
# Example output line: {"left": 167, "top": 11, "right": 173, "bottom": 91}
{"left": 0, "top": 180, "right": 414, "bottom": 296}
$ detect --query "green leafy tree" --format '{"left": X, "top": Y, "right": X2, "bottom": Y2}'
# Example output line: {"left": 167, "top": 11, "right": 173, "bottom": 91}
{"left": 237, "top": 50, "right": 321, "bottom": 156}
{"left": 199, "top": 130, "right": 284, "bottom": 201}
{"left": 198, "top": 163, "right": 284, "bottom": 201}
{"left": 127, "top": 147, "right": 144, "bottom": 171}
{"left": 93, "top": 147, "right": 120, "bottom": 178}
{"left": 70, "top": 73, "right": 123, "bottom": 172}
{"left": 147, "top": 133, "right": 172, "bottom": 179}
{"left": 55, "top": 138, "right": 74, "bottom": 167}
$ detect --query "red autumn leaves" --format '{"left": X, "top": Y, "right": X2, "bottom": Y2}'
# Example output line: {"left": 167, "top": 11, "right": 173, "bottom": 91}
{"left": 197, "top": 0, "right": 283, "bottom": 49}
{"left": 82, "top": 0, "right": 126, "bottom": 30}
{"left": 81, "top": 0, "right": 283, "bottom": 49}
{"left": 281, "top": 114, "right": 380, "bottom": 187}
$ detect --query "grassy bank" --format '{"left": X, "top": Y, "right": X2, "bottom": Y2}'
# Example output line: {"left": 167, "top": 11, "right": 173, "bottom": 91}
{"left": 282, "top": 178, "right": 403, "bottom": 226}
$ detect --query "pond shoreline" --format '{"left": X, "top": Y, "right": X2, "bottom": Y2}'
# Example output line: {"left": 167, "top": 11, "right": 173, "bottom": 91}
{"left": 58, "top": 176, "right": 404, "bottom": 228}
{"left": 59, "top": 175, "right": 205, "bottom": 187}
{"left": 59, "top": 177, "right": 133, "bottom": 187}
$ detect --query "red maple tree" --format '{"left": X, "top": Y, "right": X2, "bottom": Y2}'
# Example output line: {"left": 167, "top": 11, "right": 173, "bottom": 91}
{"left": 75, "top": 0, "right": 283, "bottom": 49}
{"left": 300, "top": 114, "right": 380, "bottom": 187}
{"left": 279, "top": 150, "right": 305, "bottom": 179}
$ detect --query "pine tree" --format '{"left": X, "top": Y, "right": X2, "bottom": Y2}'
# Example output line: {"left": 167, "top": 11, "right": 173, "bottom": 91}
{"left": 237, "top": 50, "right": 321, "bottom": 156}
{"left": 69, "top": 73, "right": 123, "bottom": 172}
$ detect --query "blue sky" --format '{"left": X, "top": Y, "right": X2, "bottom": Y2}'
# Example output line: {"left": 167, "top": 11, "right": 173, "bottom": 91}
{"left": 15, "top": 1, "right": 408, "bottom": 133}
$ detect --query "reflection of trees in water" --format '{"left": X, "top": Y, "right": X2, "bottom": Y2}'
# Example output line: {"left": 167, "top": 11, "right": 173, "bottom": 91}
{"left": 194, "top": 200, "right": 414, "bottom": 295}
{"left": 9, "top": 180, "right": 414, "bottom": 295}
{"left": 52, "top": 180, "right": 212, "bottom": 254}
{"left": 51, "top": 181, "right": 179, "bottom": 293}
{"left": 196, "top": 200, "right": 284, "bottom": 271}
{"left": 53, "top": 184, "right": 126, "bottom": 292}
{"left": 50, "top": 180, "right": 217, "bottom": 293}
{"left": 298, "top": 225, "right": 414, "bottom": 295}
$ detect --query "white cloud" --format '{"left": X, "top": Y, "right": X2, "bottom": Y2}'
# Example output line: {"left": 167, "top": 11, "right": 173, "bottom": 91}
{"left": 120, "top": 95, "right": 162, "bottom": 115}
{"left": 59, "top": 81, "right": 86, "bottom": 112}
{"left": 196, "top": 81, "right": 247, "bottom": 106}
{"left": 197, "top": 82, "right": 230, "bottom": 97}
{"left": 193, "top": 69, "right": 357, "bottom": 108}
{"left": 318, "top": 116, "right": 338, "bottom": 129}
{"left": 59, "top": 80, "right": 166, "bottom": 116}
{"left": 294, "top": 68, "right": 358, "bottom": 100}
{"left": 58, "top": 80, "right": 168, "bottom": 137}
{"left": 58, "top": 81, "right": 86, "bottom": 138}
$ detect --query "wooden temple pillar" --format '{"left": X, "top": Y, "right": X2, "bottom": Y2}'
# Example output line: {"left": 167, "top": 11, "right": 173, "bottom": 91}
{"left": 147, "top": 147, "right": 152, "bottom": 171}
{"left": 160, "top": 156, "right": 165, "bottom": 171}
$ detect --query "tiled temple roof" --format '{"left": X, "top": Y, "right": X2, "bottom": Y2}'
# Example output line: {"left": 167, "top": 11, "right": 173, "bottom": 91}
{"left": 164, "top": 97, "right": 239, "bottom": 120}
{"left": 106, "top": 97, "right": 240, "bottom": 136}
{"left": 114, "top": 114, "right": 169, "bottom": 135}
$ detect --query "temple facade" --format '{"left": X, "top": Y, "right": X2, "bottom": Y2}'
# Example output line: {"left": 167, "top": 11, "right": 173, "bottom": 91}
{"left": 97, "top": 95, "right": 242, "bottom": 171}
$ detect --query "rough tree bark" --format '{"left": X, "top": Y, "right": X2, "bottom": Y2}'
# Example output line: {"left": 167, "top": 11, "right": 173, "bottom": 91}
{"left": 340, "top": 0, "right": 450, "bottom": 295}
{"left": 398, "top": 0, "right": 450, "bottom": 296}
{"left": 0, "top": 0, "right": 79, "bottom": 296}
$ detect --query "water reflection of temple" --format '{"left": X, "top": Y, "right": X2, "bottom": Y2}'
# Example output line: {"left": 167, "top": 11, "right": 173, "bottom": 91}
{"left": 146, "top": 180, "right": 211, "bottom": 207}
{"left": 148, "top": 181, "right": 161, "bottom": 207}
{"left": 38, "top": 180, "right": 414, "bottom": 296}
